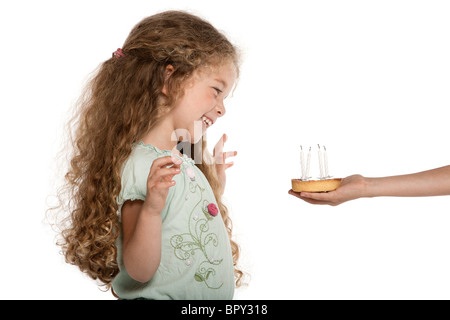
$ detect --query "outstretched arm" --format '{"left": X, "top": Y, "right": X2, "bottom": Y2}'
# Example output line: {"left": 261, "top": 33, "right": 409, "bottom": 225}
{"left": 289, "top": 165, "right": 450, "bottom": 206}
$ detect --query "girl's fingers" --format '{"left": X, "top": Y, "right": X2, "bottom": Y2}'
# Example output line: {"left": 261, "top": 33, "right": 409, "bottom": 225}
{"left": 170, "top": 155, "right": 183, "bottom": 167}
{"left": 213, "top": 134, "right": 226, "bottom": 157}
{"left": 223, "top": 151, "right": 237, "bottom": 160}
{"left": 154, "top": 180, "right": 176, "bottom": 190}
{"left": 149, "top": 155, "right": 181, "bottom": 174}
{"left": 212, "top": 134, "right": 238, "bottom": 165}
{"left": 151, "top": 167, "right": 181, "bottom": 183}
{"left": 148, "top": 155, "right": 182, "bottom": 188}
{"left": 224, "top": 162, "right": 234, "bottom": 170}
{"left": 152, "top": 155, "right": 176, "bottom": 168}
{"left": 216, "top": 151, "right": 237, "bottom": 165}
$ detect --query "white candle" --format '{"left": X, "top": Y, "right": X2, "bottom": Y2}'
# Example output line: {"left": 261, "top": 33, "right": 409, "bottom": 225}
{"left": 305, "top": 147, "right": 311, "bottom": 180}
{"left": 323, "top": 146, "right": 329, "bottom": 178}
{"left": 318, "top": 144, "right": 324, "bottom": 179}
{"left": 300, "top": 145, "right": 305, "bottom": 179}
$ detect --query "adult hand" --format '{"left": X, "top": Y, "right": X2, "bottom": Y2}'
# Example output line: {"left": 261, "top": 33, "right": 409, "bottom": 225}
{"left": 288, "top": 175, "right": 368, "bottom": 206}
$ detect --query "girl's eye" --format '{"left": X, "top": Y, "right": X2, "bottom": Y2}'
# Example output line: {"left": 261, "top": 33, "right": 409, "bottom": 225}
{"left": 213, "top": 87, "right": 222, "bottom": 96}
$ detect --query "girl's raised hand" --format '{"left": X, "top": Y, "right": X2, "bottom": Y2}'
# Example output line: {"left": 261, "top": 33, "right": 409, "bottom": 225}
{"left": 143, "top": 155, "right": 182, "bottom": 214}
{"left": 213, "top": 134, "right": 237, "bottom": 194}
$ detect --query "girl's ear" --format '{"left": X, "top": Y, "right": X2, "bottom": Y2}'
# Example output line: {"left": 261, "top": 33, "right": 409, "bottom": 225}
{"left": 162, "top": 64, "right": 175, "bottom": 95}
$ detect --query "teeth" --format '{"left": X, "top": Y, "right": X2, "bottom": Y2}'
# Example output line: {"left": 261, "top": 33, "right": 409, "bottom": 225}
{"left": 202, "top": 116, "right": 213, "bottom": 128}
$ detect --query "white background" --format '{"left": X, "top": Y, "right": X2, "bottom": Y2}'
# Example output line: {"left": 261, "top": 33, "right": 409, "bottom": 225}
{"left": 1, "top": 0, "right": 449, "bottom": 299}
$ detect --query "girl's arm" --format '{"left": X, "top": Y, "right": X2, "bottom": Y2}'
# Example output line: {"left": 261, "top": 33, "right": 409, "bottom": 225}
{"left": 122, "top": 156, "right": 181, "bottom": 283}
{"left": 289, "top": 165, "right": 450, "bottom": 206}
{"left": 121, "top": 200, "right": 162, "bottom": 283}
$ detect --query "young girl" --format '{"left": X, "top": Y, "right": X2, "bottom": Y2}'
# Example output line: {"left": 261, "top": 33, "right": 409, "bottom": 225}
{"left": 57, "top": 11, "right": 243, "bottom": 299}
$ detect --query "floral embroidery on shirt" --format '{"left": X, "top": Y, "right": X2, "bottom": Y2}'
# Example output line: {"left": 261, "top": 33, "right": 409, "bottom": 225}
{"left": 207, "top": 203, "right": 218, "bottom": 217}
{"left": 170, "top": 176, "right": 223, "bottom": 289}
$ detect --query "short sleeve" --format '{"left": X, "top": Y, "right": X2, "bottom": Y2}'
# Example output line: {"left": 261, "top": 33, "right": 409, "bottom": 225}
{"left": 116, "top": 148, "right": 155, "bottom": 216}
{"left": 116, "top": 143, "right": 181, "bottom": 221}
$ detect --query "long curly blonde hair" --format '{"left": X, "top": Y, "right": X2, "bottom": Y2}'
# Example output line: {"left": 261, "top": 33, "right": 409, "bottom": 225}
{"left": 55, "top": 10, "right": 243, "bottom": 293}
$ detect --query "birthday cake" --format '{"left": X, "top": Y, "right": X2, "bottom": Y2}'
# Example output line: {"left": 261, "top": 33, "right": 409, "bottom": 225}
{"left": 292, "top": 145, "right": 341, "bottom": 192}
{"left": 291, "top": 178, "right": 341, "bottom": 192}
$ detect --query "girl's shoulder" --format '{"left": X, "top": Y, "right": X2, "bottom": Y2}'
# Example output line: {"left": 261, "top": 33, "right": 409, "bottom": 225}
{"left": 130, "top": 141, "right": 171, "bottom": 161}
{"left": 123, "top": 142, "right": 195, "bottom": 177}
{"left": 122, "top": 142, "right": 164, "bottom": 175}
{"left": 132, "top": 141, "right": 195, "bottom": 165}
{"left": 134, "top": 141, "right": 172, "bottom": 156}
{"left": 118, "top": 142, "right": 181, "bottom": 208}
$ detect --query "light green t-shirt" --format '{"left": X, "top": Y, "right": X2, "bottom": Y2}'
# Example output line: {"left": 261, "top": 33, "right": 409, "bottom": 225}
{"left": 112, "top": 142, "right": 235, "bottom": 300}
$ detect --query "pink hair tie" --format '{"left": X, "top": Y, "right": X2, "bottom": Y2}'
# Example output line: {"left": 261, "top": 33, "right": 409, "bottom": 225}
{"left": 112, "top": 48, "right": 125, "bottom": 59}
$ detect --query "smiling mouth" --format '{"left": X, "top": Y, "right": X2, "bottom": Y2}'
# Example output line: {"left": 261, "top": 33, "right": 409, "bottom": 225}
{"left": 202, "top": 115, "right": 213, "bottom": 128}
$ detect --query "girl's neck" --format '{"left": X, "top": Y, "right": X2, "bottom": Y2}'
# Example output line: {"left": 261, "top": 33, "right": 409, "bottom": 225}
{"left": 140, "top": 119, "right": 179, "bottom": 152}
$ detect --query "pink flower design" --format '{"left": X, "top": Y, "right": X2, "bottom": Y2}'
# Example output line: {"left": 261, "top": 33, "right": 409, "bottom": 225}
{"left": 186, "top": 167, "right": 196, "bottom": 181}
{"left": 207, "top": 203, "right": 218, "bottom": 217}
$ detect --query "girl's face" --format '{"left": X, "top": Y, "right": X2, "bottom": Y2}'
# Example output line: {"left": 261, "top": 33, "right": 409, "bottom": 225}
{"left": 169, "top": 61, "right": 237, "bottom": 143}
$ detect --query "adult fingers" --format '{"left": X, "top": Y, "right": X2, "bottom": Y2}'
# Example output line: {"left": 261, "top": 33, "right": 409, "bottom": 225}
{"left": 288, "top": 189, "right": 334, "bottom": 205}
{"left": 299, "top": 191, "right": 335, "bottom": 201}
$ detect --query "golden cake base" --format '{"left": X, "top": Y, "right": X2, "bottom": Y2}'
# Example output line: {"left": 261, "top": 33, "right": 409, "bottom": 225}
{"left": 291, "top": 178, "right": 342, "bottom": 193}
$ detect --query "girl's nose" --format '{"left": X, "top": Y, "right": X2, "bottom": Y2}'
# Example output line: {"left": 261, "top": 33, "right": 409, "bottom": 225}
{"left": 216, "top": 101, "right": 226, "bottom": 117}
